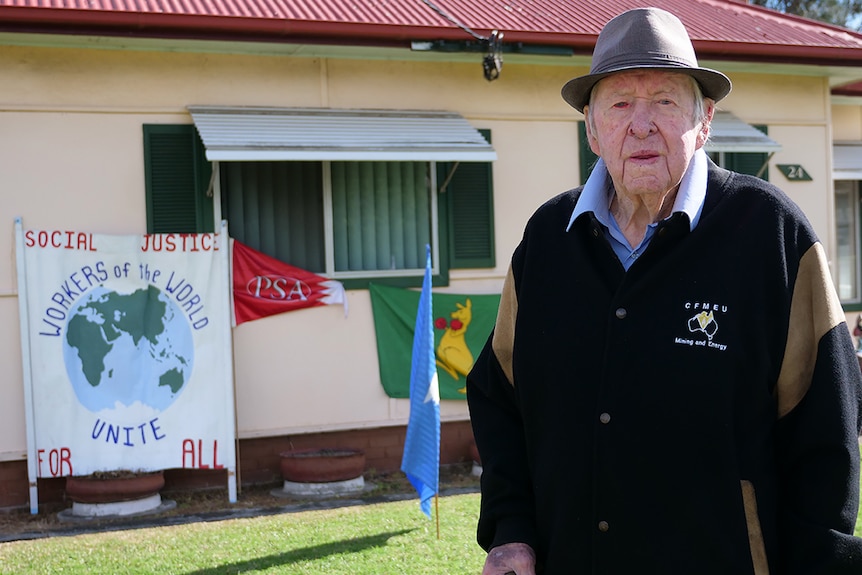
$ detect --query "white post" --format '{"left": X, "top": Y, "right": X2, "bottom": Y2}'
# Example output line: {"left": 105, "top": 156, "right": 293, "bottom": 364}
{"left": 220, "top": 220, "right": 238, "bottom": 503}
{"left": 14, "top": 217, "right": 39, "bottom": 515}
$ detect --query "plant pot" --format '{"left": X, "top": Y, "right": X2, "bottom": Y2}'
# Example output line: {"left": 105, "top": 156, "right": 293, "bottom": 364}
{"left": 62, "top": 470, "right": 174, "bottom": 518}
{"left": 279, "top": 448, "right": 365, "bottom": 483}
{"left": 65, "top": 470, "right": 165, "bottom": 503}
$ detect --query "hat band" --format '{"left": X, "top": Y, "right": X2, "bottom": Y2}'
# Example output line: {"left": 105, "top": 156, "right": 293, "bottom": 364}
{"left": 592, "top": 53, "right": 697, "bottom": 75}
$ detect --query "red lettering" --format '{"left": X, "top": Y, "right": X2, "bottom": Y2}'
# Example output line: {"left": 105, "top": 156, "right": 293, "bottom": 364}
{"left": 181, "top": 438, "right": 223, "bottom": 469}
{"left": 38, "top": 447, "right": 73, "bottom": 477}
{"left": 60, "top": 447, "right": 73, "bottom": 475}
{"left": 181, "top": 438, "right": 196, "bottom": 468}
{"left": 212, "top": 440, "right": 224, "bottom": 469}
{"left": 24, "top": 230, "right": 94, "bottom": 251}
{"left": 165, "top": 234, "right": 176, "bottom": 252}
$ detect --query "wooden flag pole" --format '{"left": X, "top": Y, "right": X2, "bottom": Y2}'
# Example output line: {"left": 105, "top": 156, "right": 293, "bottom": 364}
{"left": 435, "top": 493, "right": 441, "bottom": 540}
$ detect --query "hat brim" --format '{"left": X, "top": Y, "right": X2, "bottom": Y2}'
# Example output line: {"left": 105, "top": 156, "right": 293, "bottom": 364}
{"left": 561, "top": 65, "right": 732, "bottom": 113}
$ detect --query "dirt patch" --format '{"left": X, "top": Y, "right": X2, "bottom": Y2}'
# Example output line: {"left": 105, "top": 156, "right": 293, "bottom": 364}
{"left": 0, "top": 464, "right": 480, "bottom": 540}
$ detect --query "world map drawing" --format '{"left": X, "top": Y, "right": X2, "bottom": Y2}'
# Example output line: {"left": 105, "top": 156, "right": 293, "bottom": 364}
{"left": 62, "top": 285, "right": 194, "bottom": 412}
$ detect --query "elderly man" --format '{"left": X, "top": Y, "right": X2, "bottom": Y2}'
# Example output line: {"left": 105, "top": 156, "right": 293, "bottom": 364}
{"left": 467, "top": 7, "right": 862, "bottom": 575}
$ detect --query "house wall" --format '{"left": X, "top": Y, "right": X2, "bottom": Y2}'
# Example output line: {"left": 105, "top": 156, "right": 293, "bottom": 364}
{"left": 832, "top": 104, "right": 862, "bottom": 141}
{"left": 0, "top": 42, "right": 842, "bottom": 506}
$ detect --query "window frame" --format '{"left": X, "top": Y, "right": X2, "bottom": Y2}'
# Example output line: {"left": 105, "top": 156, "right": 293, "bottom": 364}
{"left": 836, "top": 179, "right": 862, "bottom": 310}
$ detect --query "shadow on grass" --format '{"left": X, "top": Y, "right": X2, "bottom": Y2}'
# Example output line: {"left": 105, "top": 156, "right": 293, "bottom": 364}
{"left": 178, "top": 529, "right": 416, "bottom": 575}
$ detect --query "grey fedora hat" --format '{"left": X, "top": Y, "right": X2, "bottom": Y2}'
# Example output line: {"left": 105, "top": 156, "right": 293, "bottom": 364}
{"left": 561, "top": 7, "right": 731, "bottom": 112}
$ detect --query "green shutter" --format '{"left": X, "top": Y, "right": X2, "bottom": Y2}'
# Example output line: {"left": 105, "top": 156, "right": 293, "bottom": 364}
{"left": 442, "top": 129, "right": 495, "bottom": 269}
{"left": 143, "top": 124, "right": 213, "bottom": 233}
{"left": 578, "top": 121, "right": 600, "bottom": 185}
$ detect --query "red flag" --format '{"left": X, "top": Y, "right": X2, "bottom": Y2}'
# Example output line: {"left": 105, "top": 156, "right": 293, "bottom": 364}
{"left": 231, "top": 239, "right": 346, "bottom": 325}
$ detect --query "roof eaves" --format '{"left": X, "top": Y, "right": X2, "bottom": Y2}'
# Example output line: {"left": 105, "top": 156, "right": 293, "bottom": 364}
{"left": 0, "top": 7, "right": 477, "bottom": 46}
{"left": 4, "top": 6, "right": 862, "bottom": 67}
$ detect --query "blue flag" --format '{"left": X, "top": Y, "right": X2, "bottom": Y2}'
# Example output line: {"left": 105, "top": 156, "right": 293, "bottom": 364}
{"left": 400, "top": 245, "right": 440, "bottom": 518}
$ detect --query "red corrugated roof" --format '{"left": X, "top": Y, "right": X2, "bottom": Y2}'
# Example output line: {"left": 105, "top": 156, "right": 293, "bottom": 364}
{"left": 2, "top": 0, "right": 862, "bottom": 64}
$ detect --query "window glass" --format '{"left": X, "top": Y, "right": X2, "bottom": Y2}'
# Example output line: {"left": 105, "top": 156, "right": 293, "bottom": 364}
{"left": 835, "top": 180, "right": 860, "bottom": 303}
{"left": 221, "top": 160, "right": 434, "bottom": 279}
{"left": 330, "top": 162, "right": 431, "bottom": 273}
{"left": 221, "top": 161, "right": 326, "bottom": 273}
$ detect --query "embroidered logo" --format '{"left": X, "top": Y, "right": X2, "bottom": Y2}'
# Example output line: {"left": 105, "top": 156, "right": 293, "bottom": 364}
{"left": 674, "top": 301, "right": 729, "bottom": 351}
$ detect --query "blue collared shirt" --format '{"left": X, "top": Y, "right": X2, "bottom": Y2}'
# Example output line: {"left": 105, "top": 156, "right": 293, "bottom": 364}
{"left": 566, "top": 148, "right": 708, "bottom": 270}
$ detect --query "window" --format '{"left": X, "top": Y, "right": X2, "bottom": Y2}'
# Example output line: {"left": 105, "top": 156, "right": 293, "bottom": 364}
{"left": 143, "top": 125, "right": 495, "bottom": 288}
{"left": 836, "top": 180, "right": 861, "bottom": 305}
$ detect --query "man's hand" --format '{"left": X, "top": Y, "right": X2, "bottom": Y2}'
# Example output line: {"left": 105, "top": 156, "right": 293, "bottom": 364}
{"left": 481, "top": 542, "right": 536, "bottom": 575}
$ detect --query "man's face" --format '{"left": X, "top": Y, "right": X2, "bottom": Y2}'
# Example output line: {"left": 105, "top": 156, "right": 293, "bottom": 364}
{"left": 585, "top": 70, "right": 713, "bottom": 201}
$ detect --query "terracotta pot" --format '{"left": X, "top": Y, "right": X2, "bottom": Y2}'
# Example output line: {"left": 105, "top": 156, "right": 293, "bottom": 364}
{"left": 65, "top": 470, "right": 165, "bottom": 503}
{"left": 279, "top": 448, "right": 365, "bottom": 483}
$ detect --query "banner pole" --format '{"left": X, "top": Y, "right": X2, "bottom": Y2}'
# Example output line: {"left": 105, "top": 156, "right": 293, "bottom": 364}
{"left": 14, "top": 217, "right": 39, "bottom": 515}
{"left": 221, "top": 220, "right": 238, "bottom": 503}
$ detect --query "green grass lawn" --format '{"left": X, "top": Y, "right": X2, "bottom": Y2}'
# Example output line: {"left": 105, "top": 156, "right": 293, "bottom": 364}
{"left": 0, "top": 493, "right": 486, "bottom": 575}
{"left": 1, "top": 474, "right": 860, "bottom": 574}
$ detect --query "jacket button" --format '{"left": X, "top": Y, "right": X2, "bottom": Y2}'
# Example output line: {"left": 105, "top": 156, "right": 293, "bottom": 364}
{"left": 599, "top": 412, "right": 611, "bottom": 424}
{"left": 598, "top": 521, "right": 609, "bottom": 532}
{"left": 615, "top": 308, "right": 627, "bottom": 319}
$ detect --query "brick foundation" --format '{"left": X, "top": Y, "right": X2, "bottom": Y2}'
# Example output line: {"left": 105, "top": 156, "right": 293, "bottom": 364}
{"left": 0, "top": 420, "right": 476, "bottom": 511}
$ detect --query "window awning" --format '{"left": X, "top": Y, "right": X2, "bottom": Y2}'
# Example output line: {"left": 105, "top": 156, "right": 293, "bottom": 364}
{"left": 187, "top": 106, "right": 496, "bottom": 162}
{"left": 704, "top": 111, "right": 782, "bottom": 154}
{"left": 834, "top": 142, "right": 862, "bottom": 180}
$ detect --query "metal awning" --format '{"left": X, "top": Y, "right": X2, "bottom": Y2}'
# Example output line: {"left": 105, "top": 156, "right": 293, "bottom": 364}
{"left": 704, "top": 111, "right": 782, "bottom": 153}
{"left": 187, "top": 106, "right": 496, "bottom": 162}
{"left": 834, "top": 142, "right": 862, "bottom": 180}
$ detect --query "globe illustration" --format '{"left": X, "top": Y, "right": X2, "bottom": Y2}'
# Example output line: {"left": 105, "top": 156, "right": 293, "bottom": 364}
{"left": 62, "top": 285, "right": 194, "bottom": 412}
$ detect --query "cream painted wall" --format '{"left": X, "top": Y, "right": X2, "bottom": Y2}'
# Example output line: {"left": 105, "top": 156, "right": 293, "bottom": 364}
{"left": 0, "top": 41, "right": 844, "bottom": 458}
{"left": 832, "top": 105, "right": 862, "bottom": 141}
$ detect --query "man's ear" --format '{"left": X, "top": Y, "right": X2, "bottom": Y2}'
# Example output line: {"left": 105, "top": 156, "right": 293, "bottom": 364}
{"left": 696, "top": 99, "right": 716, "bottom": 149}
{"left": 584, "top": 106, "right": 602, "bottom": 156}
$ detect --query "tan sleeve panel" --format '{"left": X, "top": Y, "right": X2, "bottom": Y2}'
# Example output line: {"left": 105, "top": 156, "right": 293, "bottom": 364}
{"left": 775, "top": 242, "right": 845, "bottom": 418}
{"left": 491, "top": 263, "right": 517, "bottom": 387}
{"left": 741, "top": 480, "right": 770, "bottom": 575}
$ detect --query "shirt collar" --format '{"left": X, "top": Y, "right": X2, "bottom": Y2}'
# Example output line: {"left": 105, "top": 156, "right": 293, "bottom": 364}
{"left": 566, "top": 148, "right": 708, "bottom": 232}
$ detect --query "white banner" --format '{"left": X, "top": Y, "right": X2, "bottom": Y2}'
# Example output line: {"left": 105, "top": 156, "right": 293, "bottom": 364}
{"left": 16, "top": 223, "right": 236, "bottom": 486}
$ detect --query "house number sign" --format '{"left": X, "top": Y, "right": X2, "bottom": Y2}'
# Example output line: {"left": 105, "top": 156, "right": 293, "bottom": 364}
{"left": 777, "top": 164, "right": 812, "bottom": 181}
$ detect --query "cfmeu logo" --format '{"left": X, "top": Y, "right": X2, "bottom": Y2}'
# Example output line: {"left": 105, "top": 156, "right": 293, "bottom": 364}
{"left": 246, "top": 275, "right": 311, "bottom": 301}
{"left": 674, "top": 301, "right": 729, "bottom": 351}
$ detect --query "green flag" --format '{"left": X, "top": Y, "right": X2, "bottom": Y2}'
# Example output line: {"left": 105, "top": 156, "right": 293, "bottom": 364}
{"left": 369, "top": 283, "right": 500, "bottom": 399}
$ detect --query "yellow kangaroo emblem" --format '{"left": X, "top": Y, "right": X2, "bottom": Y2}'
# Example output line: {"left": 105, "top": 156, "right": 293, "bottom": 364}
{"left": 435, "top": 299, "right": 473, "bottom": 394}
